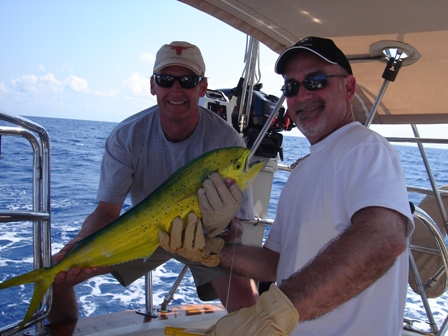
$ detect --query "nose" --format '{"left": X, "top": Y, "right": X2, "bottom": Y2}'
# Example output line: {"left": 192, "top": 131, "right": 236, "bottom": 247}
{"left": 170, "top": 79, "right": 184, "bottom": 91}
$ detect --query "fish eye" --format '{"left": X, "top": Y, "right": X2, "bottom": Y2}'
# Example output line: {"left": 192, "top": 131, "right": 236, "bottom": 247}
{"left": 234, "top": 161, "right": 242, "bottom": 170}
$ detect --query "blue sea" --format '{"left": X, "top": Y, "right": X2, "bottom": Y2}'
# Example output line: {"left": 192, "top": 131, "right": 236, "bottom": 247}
{"left": 1, "top": 116, "right": 448, "bottom": 331}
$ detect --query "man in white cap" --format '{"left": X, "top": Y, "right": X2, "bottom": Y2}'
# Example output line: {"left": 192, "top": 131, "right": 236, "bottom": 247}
{"left": 161, "top": 37, "right": 414, "bottom": 335}
{"left": 48, "top": 41, "right": 258, "bottom": 323}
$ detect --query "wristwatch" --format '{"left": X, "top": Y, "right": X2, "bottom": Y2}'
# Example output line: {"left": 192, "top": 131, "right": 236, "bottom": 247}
{"left": 218, "top": 221, "right": 232, "bottom": 237}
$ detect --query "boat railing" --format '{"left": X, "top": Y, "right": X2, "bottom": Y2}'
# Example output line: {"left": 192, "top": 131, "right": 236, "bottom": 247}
{"left": 398, "top": 131, "right": 448, "bottom": 336}
{"left": 406, "top": 206, "right": 448, "bottom": 335}
{"left": 0, "top": 112, "right": 52, "bottom": 336}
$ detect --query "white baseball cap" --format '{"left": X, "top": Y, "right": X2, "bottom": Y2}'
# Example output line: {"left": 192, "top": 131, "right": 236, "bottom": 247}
{"left": 153, "top": 41, "right": 206, "bottom": 75}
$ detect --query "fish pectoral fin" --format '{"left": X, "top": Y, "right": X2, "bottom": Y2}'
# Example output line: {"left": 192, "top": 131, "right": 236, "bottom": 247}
{"left": 106, "top": 242, "right": 161, "bottom": 266}
{"left": 175, "top": 191, "right": 198, "bottom": 205}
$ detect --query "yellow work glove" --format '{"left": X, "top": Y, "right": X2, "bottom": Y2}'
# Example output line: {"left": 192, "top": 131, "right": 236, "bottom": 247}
{"left": 159, "top": 213, "right": 224, "bottom": 267}
{"left": 198, "top": 172, "right": 243, "bottom": 237}
{"left": 206, "top": 284, "right": 299, "bottom": 336}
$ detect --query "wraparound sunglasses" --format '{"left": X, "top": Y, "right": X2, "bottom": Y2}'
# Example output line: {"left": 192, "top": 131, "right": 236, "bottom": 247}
{"left": 153, "top": 74, "right": 203, "bottom": 89}
{"left": 281, "top": 74, "right": 347, "bottom": 97}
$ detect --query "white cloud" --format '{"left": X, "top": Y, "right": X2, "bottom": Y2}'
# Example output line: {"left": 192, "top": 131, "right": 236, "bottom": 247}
{"left": 0, "top": 81, "right": 8, "bottom": 93}
{"left": 60, "top": 63, "right": 75, "bottom": 73}
{"left": 139, "top": 52, "right": 155, "bottom": 64}
{"left": 8, "top": 73, "right": 90, "bottom": 95}
{"left": 95, "top": 89, "right": 118, "bottom": 97}
{"left": 64, "top": 75, "right": 89, "bottom": 93}
{"left": 37, "top": 64, "right": 46, "bottom": 72}
{"left": 12, "top": 74, "right": 41, "bottom": 94}
{"left": 40, "top": 73, "right": 63, "bottom": 92}
{"left": 122, "top": 72, "right": 151, "bottom": 97}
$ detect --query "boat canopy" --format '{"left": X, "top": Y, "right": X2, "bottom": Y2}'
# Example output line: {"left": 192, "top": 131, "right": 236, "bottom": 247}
{"left": 179, "top": 0, "right": 448, "bottom": 125}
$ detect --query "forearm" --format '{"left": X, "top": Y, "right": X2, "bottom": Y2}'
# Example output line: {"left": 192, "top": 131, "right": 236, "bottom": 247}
{"left": 219, "top": 245, "right": 278, "bottom": 282}
{"left": 280, "top": 207, "right": 408, "bottom": 321}
{"left": 77, "top": 202, "right": 121, "bottom": 239}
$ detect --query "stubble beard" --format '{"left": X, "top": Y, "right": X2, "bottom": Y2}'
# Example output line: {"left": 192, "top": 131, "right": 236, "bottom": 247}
{"left": 293, "top": 108, "right": 327, "bottom": 138}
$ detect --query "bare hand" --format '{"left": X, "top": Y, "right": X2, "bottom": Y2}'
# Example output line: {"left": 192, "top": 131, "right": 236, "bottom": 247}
{"left": 53, "top": 236, "right": 98, "bottom": 285}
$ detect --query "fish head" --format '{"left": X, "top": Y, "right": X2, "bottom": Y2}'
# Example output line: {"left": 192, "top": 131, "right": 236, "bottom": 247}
{"left": 217, "top": 147, "right": 264, "bottom": 191}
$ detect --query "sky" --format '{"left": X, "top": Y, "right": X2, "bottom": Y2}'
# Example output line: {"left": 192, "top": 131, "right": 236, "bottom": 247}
{"left": 0, "top": 1, "right": 284, "bottom": 122}
{"left": 1, "top": 0, "right": 447, "bottom": 144}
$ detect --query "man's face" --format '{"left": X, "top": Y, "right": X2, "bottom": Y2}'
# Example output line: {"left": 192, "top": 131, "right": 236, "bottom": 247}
{"left": 282, "top": 52, "right": 356, "bottom": 144}
{"left": 151, "top": 65, "right": 207, "bottom": 125}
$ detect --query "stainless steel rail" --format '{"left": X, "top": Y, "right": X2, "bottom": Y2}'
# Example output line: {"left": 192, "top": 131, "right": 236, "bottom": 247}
{"left": 0, "top": 112, "right": 52, "bottom": 336}
{"left": 408, "top": 207, "right": 448, "bottom": 335}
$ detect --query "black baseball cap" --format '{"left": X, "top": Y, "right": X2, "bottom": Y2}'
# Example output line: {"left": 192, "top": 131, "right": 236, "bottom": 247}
{"left": 275, "top": 36, "right": 352, "bottom": 75}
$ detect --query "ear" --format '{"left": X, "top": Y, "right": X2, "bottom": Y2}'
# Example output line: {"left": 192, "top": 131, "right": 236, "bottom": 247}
{"left": 345, "top": 75, "right": 356, "bottom": 101}
{"left": 150, "top": 77, "right": 156, "bottom": 96}
{"left": 198, "top": 78, "right": 208, "bottom": 97}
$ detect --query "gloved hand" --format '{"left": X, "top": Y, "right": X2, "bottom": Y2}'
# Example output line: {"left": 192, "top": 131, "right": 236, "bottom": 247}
{"left": 206, "top": 284, "right": 299, "bottom": 336}
{"left": 198, "top": 172, "right": 243, "bottom": 237}
{"left": 159, "top": 213, "right": 224, "bottom": 267}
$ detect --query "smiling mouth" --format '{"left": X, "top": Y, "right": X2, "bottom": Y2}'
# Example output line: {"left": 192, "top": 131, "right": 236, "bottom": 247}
{"left": 168, "top": 100, "right": 185, "bottom": 105}
{"left": 296, "top": 103, "right": 324, "bottom": 113}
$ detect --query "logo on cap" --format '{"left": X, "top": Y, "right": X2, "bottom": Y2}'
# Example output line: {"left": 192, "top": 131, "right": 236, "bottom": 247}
{"left": 171, "top": 46, "right": 193, "bottom": 55}
{"left": 297, "top": 37, "right": 312, "bottom": 45}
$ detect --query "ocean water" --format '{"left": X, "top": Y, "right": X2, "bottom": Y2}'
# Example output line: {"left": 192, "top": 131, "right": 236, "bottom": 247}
{"left": 1, "top": 116, "right": 448, "bottom": 331}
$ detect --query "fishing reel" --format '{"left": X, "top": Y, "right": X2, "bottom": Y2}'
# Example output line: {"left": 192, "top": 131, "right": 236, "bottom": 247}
{"left": 200, "top": 83, "right": 294, "bottom": 160}
{"left": 220, "top": 83, "right": 294, "bottom": 160}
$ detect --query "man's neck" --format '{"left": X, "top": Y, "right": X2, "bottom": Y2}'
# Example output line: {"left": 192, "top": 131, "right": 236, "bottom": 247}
{"left": 161, "top": 118, "right": 199, "bottom": 143}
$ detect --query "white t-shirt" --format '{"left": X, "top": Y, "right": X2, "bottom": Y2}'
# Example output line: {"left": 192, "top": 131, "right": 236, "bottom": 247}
{"left": 264, "top": 122, "right": 414, "bottom": 336}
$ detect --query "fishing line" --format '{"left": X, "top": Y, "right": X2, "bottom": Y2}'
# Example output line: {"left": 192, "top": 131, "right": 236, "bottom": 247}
{"left": 224, "top": 220, "right": 240, "bottom": 310}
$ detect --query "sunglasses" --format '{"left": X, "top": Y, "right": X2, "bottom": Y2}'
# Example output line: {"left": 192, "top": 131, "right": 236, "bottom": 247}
{"left": 281, "top": 74, "right": 347, "bottom": 98}
{"left": 153, "top": 74, "right": 203, "bottom": 89}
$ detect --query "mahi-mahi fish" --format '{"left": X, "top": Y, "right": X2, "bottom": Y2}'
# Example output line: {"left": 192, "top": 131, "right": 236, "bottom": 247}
{"left": 0, "top": 146, "right": 264, "bottom": 330}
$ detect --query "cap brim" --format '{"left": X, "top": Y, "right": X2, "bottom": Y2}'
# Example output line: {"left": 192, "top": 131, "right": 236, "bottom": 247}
{"left": 154, "top": 59, "right": 203, "bottom": 75}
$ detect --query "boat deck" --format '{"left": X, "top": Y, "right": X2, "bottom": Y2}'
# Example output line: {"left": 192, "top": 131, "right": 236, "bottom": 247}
{"left": 13, "top": 304, "right": 226, "bottom": 336}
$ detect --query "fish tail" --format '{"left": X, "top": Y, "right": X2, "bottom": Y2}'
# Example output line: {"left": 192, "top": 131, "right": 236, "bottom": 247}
{"left": 1, "top": 268, "right": 54, "bottom": 330}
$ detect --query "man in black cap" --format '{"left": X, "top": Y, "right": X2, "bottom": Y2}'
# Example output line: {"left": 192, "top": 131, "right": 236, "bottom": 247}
{"left": 162, "top": 37, "right": 414, "bottom": 335}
